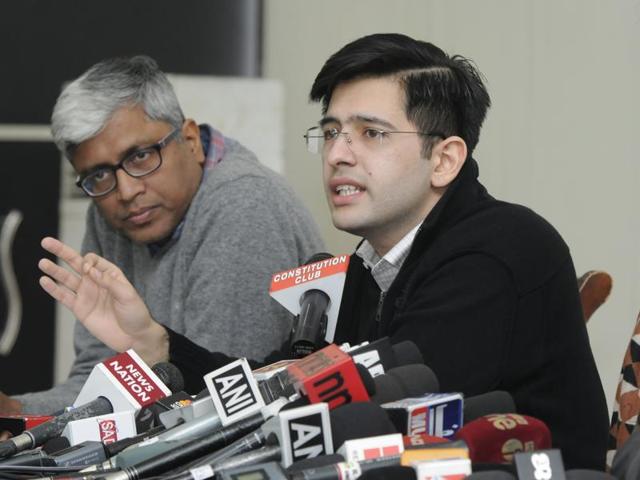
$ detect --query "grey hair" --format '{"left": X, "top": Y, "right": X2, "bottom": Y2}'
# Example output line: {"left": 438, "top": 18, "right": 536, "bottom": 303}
{"left": 51, "top": 55, "right": 185, "bottom": 160}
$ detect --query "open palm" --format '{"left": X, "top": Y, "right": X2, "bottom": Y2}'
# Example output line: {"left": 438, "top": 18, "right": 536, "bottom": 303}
{"left": 38, "top": 237, "right": 151, "bottom": 352}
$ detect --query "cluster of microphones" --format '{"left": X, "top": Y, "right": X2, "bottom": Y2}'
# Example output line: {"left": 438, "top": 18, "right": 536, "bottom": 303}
{"left": 0, "top": 254, "right": 627, "bottom": 479}
{"left": 0, "top": 336, "right": 623, "bottom": 480}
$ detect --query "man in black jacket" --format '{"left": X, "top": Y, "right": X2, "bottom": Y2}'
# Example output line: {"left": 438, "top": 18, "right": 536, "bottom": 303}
{"left": 41, "top": 33, "right": 609, "bottom": 469}
{"left": 303, "top": 33, "right": 608, "bottom": 469}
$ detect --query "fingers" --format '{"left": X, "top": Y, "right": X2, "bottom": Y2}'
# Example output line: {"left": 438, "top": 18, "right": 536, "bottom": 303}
{"left": 41, "top": 237, "right": 84, "bottom": 273}
{"left": 39, "top": 275, "right": 77, "bottom": 311}
{"left": 83, "top": 253, "right": 126, "bottom": 281}
{"left": 38, "top": 258, "right": 81, "bottom": 293}
{"left": 85, "top": 265, "right": 137, "bottom": 303}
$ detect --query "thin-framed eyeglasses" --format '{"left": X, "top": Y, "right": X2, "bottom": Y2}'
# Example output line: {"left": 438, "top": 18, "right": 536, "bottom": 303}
{"left": 76, "top": 128, "right": 181, "bottom": 198}
{"left": 304, "top": 126, "right": 445, "bottom": 155}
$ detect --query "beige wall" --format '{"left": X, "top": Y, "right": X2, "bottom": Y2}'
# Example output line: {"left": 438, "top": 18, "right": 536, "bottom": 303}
{"left": 263, "top": 0, "right": 640, "bottom": 413}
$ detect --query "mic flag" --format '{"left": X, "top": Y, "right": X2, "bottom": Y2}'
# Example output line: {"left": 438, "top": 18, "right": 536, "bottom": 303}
{"left": 204, "top": 358, "right": 266, "bottom": 426}
{"left": 287, "top": 344, "right": 370, "bottom": 409}
{"left": 270, "top": 254, "right": 350, "bottom": 348}
{"left": 73, "top": 349, "right": 172, "bottom": 411}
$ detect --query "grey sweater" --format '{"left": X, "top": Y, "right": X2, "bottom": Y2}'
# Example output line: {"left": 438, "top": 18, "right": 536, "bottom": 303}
{"left": 17, "top": 137, "right": 323, "bottom": 413}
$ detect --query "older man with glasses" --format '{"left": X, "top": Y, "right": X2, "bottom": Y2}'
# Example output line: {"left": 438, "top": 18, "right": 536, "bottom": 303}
{"left": 0, "top": 55, "right": 323, "bottom": 416}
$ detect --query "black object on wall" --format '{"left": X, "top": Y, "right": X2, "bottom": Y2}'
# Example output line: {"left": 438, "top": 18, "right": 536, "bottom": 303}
{"left": 0, "top": 0, "right": 262, "bottom": 397}
{"left": 0, "top": 0, "right": 263, "bottom": 124}
{"left": 0, "top": 142, "right": 60, "bottom": 394}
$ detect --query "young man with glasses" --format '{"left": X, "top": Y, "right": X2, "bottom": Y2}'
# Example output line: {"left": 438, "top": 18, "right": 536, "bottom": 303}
{"left": 0, "top": 55, "right": 323, "bottom": 416}
{"left": 40, "top": 36, "right": 608, "bottom": 469}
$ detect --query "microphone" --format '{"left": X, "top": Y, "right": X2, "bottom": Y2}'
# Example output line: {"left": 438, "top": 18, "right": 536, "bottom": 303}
{"left": 455, "top": 414, "right": 552, "bottom": 463}
{"left": 217, "top": 461, "right": 289, "bottom": 479}
{"left": 0, "top": 424, "right": 167, "bottom": 470}
{"left": 514, "top": 449, "right": 566, "bottom": 479}
{"left": 134, "top": 390, "right": 193, "bottom": 433}
{"left": 0, "top": 414, "right": 53, "bottom": 437}
{"left": 463, "top": 391, "right": 516, "bottom": 423}
{"left": 73, "top": 351, "right": 175, "bottom": 412}
{"left": 348, "top": 337, "right": 398, "bottom": 377}
{"left": 61, "top": 410, "right": 137, "bottom": 446}
{"left": 371, "top": 364, "right": 439, "bottom": 405}
{"left": 345, "top": 338, "right": 423, "bottom": 379}
{"left": 287, "top": 433, "right": 469, "bottom": 480}
{"left": 290, "top": 458, "right": 413, "bottom": 480}
{"left": 95, "top": 405, "right": 283, "bottom": 480}
{"left": 88, "top": 358, "right": 268, "bottom": 472}
{"left": 157, "top": 395, "right": 216, "bottom": 429}
{"left": 466, "top": 471, "right": 516, "bottom": 479}
{"left": 286, "top": 344, "right": 370, "bottom": 409}
{"left": 382, "top": 391, "right": 463, "bottom": 439}
{"left": 0, "top": 355, "right": 180, "bottom": 459}
{"left": 390, "top": 341, "right": 424, "bottom": 367}
{"left": 180, "top": 401, "right": 398, "bottom": 480}
{"left": 270, "top": 253, "right": 350, "bottom": 357}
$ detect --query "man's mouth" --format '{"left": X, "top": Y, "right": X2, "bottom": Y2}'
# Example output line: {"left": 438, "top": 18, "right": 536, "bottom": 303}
{"left": 125, "top": 207, "right": 155, "bottom": 225}
{"left": 335, "top": 184, "right": 362, "bottom": 196}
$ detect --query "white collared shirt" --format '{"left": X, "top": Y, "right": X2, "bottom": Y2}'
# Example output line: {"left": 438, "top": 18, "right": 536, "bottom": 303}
{"left": 355, "top": 224, "right": 421, "bottom": 292}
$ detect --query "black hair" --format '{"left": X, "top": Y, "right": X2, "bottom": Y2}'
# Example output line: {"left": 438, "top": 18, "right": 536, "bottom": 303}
{"left": 309, "top": 33, "right": 491, "bottom": 156}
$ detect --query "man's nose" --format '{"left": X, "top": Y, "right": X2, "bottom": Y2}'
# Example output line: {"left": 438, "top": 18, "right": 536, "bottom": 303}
{"left": 114, "top": 169, "right": 145, "bottom": 201}
{"left": 325, "top": 132, "right": 356, "bottom": 167}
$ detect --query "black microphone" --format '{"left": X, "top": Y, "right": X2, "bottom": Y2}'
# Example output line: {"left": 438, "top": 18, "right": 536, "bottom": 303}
{"left": 290, "top": 253, "right": 334, "bottom": 358}
{"left": 359, "top": 465, "right": 417, "bottom": 480}
{"left": 0, "top": 397, "right": 114, "bottom": 459}
{"left": 391, "top": 341, "right": 424, "bottom": 366}
{"left": 167, "top": 401, "right": 398, "bottom": 480}
{"left": 371, "top": 364, "right": 440, "bottom": 404}
{"left": 463, "top": 391, "right": 516, "bottom": 423}
{"left": 465, "top": 471, "right": 517, "bottom": 479}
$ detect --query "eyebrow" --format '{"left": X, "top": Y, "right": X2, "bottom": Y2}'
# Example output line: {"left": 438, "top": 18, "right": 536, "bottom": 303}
{"left": 77, "top": 142, "right": 150, "bottom": 176}
{"left": 319, "top": 114, "right": 397, "bottom": 130}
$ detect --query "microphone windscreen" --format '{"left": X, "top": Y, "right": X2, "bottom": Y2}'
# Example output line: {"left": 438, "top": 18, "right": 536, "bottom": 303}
{"left": 359, "top": 465, "right": 416, "bottom": 479}
{"left": 565, "top": 470, "right": 617, "bottom": 479}
{"left": 151, "top": 362, "right": 184, "bottom": 393}
{"left": 41, "top": 435, "right": 70, "bottom": 455}
{"left": 355, "top": 363, "right": 376, "bottom": 396}
{"left": 371, "top": 374, "right": 405, "bottom": 405}
{"left": 305, "top": 252, "right": 334, "bottom": 264}
{"left": 391, "top": 341, "right": 423, "bottom": 366}
{"left": 386, "top": 364, "right": 439, "bottom": 395}
{"left": 286, "top": 453, "right": 345, "bottom": 473}
{"left": 455, "top": 414, "right": 551, "bottom": 463}
{"left": 330, "top": 402, "right": 397, "bottom": 446}
{"left": 466, "top": 470, "right": 516, "bottom": 479}
{"left": 464, "top": 391, "right": 516, "bottom": 423}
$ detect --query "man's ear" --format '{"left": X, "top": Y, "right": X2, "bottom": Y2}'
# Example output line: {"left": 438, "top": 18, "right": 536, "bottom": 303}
{"left": 430, "top": 136, "right": 467, "bottom": 188}
{"left": 182, "top": 119, "right": 205, "bottom": 165}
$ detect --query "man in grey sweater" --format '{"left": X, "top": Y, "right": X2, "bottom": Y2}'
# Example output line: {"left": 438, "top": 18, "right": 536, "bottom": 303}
{"left": 0, "top": 56, "right": 323, "bottom": 414}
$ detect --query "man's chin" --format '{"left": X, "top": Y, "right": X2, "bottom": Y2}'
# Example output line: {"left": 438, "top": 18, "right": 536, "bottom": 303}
{"left": 122, "top": 225, "right": 173, "bottom": 245}
{"left": 330, "top": 215, "right": 367, "bottom": 238}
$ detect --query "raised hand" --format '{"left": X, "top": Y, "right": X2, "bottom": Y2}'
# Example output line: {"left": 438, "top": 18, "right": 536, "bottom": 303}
{"left": 38, "top": 237, "right": 168, "bottom": 364}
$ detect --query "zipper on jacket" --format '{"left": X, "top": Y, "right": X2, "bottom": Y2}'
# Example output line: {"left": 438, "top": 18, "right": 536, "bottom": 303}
{"left": 375, "top": 291, "right": 386, "bottom": 323}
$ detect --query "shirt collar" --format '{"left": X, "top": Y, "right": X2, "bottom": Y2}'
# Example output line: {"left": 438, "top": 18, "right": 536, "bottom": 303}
{"left": 355, "top": 223, "right": 421, "bottom": 292}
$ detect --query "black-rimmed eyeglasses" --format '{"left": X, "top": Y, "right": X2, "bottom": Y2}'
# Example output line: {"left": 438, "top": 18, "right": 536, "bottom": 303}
{"left": 76, "top": 128, "right": 181, "bottom": 198}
